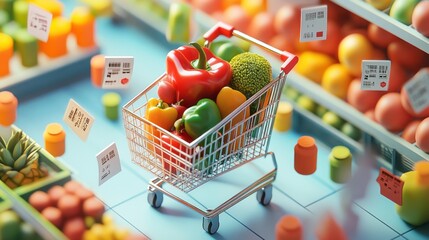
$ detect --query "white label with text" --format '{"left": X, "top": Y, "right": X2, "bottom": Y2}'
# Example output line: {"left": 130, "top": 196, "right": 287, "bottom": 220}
{"left": 63, "top": 99, "right": 95, "bottom": 141}
{"left": 27, "top": 4, "right": 52, "bottom": 42}
{"left": 97, "top": 143, "right": 122, "bottom": 185}
{"left": 404, "top": 70, "right": 429, "bottom": 113}
{"left": 361, "top": 60, "right": 391, "bottom": 91}
{"left": 102, "top": 56, "right": 134, "bottom": 89}
{"left": 300, "top": 5, "right": 327, "bottom": 42}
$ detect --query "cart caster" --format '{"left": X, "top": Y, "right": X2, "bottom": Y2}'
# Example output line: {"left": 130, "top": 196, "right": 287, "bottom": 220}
{"left": 147, "top": 189, "right": 163, "bottom": 208}
{"left": 256, "top": 184, "right": 273, "bottom": 206}
{"left": 202, "top": 213, "right": 219, "bottom": 235}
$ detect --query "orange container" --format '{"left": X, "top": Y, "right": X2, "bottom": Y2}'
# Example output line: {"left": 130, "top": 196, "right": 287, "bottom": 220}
{"left": 39, "top": 16, "right": 70, "bottom": 58}
{"left": 0, "top": 91, "right": 18, "bottom": 126}
{"left": 90, "top": 54, "right": 105, "bottom": 87}
{"left": 0, "top": 33, "right": 14, "bottom": 77}
{"left": 276, "top": 215, "right": 303, "bottom": 240}
{"left": 294, "top": 136, "right": 318, "bottom": 175}
{"left": 44, "top": 123, "right": 66, "bottom": 157}
{"left": 71, "top": 6, "right": 96, "bottom": 48}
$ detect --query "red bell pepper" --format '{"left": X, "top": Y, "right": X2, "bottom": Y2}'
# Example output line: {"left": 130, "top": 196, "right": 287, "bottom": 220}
{"left": 159, "top": 42, "right": 232, "bottom": 107}
{"left": 160, "top": 126, "right": 193, "bottom": 175}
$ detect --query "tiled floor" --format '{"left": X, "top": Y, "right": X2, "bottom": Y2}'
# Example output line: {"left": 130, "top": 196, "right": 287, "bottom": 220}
{"left": 11, "top": 2, "right": 429, "bottom": 239}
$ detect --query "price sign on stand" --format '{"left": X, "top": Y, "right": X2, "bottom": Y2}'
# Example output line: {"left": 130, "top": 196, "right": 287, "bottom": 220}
{"left": 96, "top": 143, "right": 122, "bottom": 186}
{"left": 300, "top": 5, "right": 327, "bottom": 42}
{"left": 63, "top": 99, "right": 95, "bottom": 141}
{"left": 361, "top": 60, "right": 391, "bottom": 91}
{"left": 27, "top": 4, "right": 52, "bottom": 42}
{"left": 404, "top": 69, "right": 429, "bottom": 113}
{"left": 102, "top": 56, "right": 134, "bottom": 89}
{"left": 376, "top": 167, "right": 404, "bottom": 206}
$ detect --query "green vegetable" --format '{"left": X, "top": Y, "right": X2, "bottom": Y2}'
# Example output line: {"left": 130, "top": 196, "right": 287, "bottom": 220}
{"left": 229, "top": 52, "right": 272, "bottom": 114}
{"left": 214, "top": 42, "right": 245, "bottom": 62}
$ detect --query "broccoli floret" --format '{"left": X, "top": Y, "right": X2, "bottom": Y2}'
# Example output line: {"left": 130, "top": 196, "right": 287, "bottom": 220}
{"left": 230, "top": 52, "right": 272, "bottom": 99}
{"left": 229, "top": 52, "right": 272, "bottom": 114}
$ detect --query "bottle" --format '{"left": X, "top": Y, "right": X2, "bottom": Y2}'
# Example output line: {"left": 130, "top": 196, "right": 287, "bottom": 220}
{"left": 329, "top": 146, "right": 352, "bottom": 183}
{"left": 395, "top": 161, "right": 429, "bottom": 226}
{"left": 0, "top": 91, "right": 18, "bottom": 126}
{"left": 44, "top": 123, "right": 66, "bottom": 157}
{"left": 294, "top": 136, "right": 317, "bottom": 175}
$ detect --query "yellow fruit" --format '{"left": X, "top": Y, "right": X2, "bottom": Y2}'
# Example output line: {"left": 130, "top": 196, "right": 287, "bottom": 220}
{"left": 365, "top": 0, "right": 394, "bottom": 10}
{"left": 338, "top": 33, "right": 374, "bottom": 77}
{"left": 294, "top": 51, "right": 336, "bottom": 84}
{"left": 321, "top": 64, "right": 353, "bottom": 100}
{"left": 241, "top": 0, "right": 266, "bottom": 17}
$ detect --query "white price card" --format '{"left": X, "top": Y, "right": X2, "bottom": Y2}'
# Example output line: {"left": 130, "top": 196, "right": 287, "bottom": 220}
{"left": 102, "top": 56, "right": 134, "bottom": 89}
{"left": 63, "top": 99, "right": 95, "bottom": 141}
{"left": 404, "top": 69, "right": 429, "bottom": 113}
{"left": 300, "top": 5, "right": 327, "bottom": 42}
{"left": 27, "top": 4, "right": 52, "bottom": 42}
{"left": 96, "top": 143, "right": 122, "bottom": 186}
{"left": 361, "top": 60, "right": 391, "bottom": 91}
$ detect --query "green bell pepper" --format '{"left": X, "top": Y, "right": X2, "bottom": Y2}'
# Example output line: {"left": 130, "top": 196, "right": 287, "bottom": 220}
{"left": 176, "top": 98, "right": 221, "bottom": 172}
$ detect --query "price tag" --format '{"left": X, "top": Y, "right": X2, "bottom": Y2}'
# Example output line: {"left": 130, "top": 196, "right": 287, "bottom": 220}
{"left": 404, "top": 69, "right": 429, "bottom": 113}
{"left": 376, "top": 167, "right": 404, "bottom": 206}
{"left": 361, "top": 60, "right": 391, "bottom": 91}
{"left": 300, "top": 5, "right": 327, "bottom": 42}
{"left": 63, "top": 99, "right": 95, "bottom": 141}
{"left": 27, "top": 4, "right": 52, "bottom": 42}
{"left": 96, "top": 143, "right": 122, "bottom": 186}
{"left": 102, "top": 56, "right": 134, "bottom": 89}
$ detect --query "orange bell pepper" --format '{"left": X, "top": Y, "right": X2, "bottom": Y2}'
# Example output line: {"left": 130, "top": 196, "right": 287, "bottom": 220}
{"left": 216, "top": 87, "right": 250, "bottom": 154}
{"left": 144, "top": 98, "right": 178, "bottom": 155}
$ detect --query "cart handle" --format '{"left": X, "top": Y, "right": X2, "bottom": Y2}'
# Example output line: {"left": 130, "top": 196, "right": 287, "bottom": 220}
{"left": 203, "top": 22, "right": 299, "bottom": 74}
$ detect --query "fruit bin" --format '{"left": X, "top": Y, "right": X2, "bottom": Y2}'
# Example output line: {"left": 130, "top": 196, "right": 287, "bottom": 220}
{"left": 3, "top": 126, "right": 72, "bottom": 200}
{"left": 122, "top": 22, "right": 298, "bottom": 234}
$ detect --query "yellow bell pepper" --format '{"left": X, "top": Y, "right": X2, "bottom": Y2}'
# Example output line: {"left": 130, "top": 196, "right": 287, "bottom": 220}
{"left": 216, "top": 87, "right": 250, "bottom": 154}
{"left": 144, "top": 98, "right": 178, "bottom": 155}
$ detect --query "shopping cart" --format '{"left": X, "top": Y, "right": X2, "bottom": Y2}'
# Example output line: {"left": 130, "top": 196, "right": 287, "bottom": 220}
{"left": 122, "top": 22, "right": 298, "bottom": 234}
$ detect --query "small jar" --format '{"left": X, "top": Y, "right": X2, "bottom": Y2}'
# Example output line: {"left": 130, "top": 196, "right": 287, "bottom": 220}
{"left": 329, "top": 146, "right": 352, "bottom": 183}
{"left": 273, "top": 101, "right": 293, "bottom": 132}
{"left": 90, "top": 54, "right": 105, "bottom": 87}
{"left": 275, "top": 215, "right": 303, "bottom": 240}
{"left": 71, "top": 6, "right": 96, "bottom": 48}
{"left": 44, "top": 123, "right": 66, "bottom": 157}
{"left": 0, "top": 91, "right": 18, "bottom": 126}
{"left": 102, "top": 92, "right": 121, "bottom": 120}
{"left": 0, "top": 33, "right": 14, "bottom": 77}
{"left": 294, "top": 136, "right": 317, "bottom": 175}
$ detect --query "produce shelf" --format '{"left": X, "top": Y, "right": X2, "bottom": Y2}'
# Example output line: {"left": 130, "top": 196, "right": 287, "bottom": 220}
{"left": 330, "top": 0, "right": 429, "bottom": 54}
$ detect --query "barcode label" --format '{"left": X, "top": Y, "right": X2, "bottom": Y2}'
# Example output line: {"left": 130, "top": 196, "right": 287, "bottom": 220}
{"left": 361, "top": 60, "right": 391, "bottom": 91}
{"left": 27, "top": 4, "right": 53, "bottom": 42}
{"left": 300, "top": 5, "right": 327, "bottom": 42}
{"left": 103, "top": 56, "right": 134, "bottom": 89}
{"left": 63, "top": 99, "right": 95, "bottom": 141}
{"left": 404, "top": 69, "right": 429, "bottom": 113}
{"left": 97, "top": 142, "right": 122, "bottom": 186}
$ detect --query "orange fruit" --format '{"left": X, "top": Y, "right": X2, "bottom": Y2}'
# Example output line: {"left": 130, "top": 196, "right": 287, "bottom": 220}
{"left": 247, "top": 12, "right": 276, "bottom": 43}
{"left": 415, "top": 117, "right": 429, "bottom": 152}
{"left": 191, "top": 0, "right": 222, "bottom": 14}
{"left": 367, "top": 23, "right": 399, "bottom": 49}
{"left": 294, "top": 51, "right": 336, "bottom": 84}
{"left": 241, "top": 0, "right": 266, "bottom": 17}
{"left": 347, "top": 79, "right": 384, "bottom": 112}
{"left": 402, "top": 120, "right": 422, "bottom": 143}
{"left": 374, "top": 92, "right": 414, "bottom": 132}
{"left": 223, "top": 5, "right": 251, "bottom": 32}
{"left": 308, "top": 20, "right": 343, "bottom": 59}
{"left": 221, "top": 0, "right": 240, "bottom": 10}
{"left": 387, "top": 40, "right": 429, "bottom": 73}
{"left": 338, "top": 33, "right": 374, "bottom": 77}
{"left": 269, "top": 34, "right": 296, "bottom": 54}
{"left": 388, "top": 61, "right": 409, "bottom": 92}
{"left": 321, "top": 63, "right": 353, "bottom": 99}
{"left": 274, "top": 4, "right": 301, "bottom": 41}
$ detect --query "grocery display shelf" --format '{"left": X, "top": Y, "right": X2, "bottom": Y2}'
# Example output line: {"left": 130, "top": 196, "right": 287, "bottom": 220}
{"left": 111, "top": 0, "right": 428, "bottom": 174}
{"left": 330, "top": 0, "right": 429, "bottom": 54}
{"left": 0, "top": 43, "right": 100, "bottom": 99}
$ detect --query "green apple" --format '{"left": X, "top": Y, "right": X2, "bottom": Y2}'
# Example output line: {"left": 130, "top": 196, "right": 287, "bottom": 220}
{"left": 365, "top": 0, "right": 394, "bottom": 10}
{"left": 296, "top": 95, "right": 317, "bottom": 113}
{"left": 341, "top": 122, "right": 362, "bottom": 141}
{"left": 316, "top": 105, "right": 329, "bottom": 118}
{"left": 283, "top": 86, "right": 301, "bottom": 102}
{"left": 0, "top": 210, "right": 21, "bottom": 240}
{"left": 390, "top": 0, "right": 421, "bottom": 25}
{"left": 322, "top": 111, "right": 344, "bottom": 130}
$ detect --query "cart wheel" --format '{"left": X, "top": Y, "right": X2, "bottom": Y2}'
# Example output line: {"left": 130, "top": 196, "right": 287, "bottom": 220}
{"left": 256, "top": 184, "right": 273, "bottom": 206}
{"left": 147, "top": 190, "right": 163, "bottom": 208}
{"left": 202, "top": 213, "right": 219, "bottom": 235}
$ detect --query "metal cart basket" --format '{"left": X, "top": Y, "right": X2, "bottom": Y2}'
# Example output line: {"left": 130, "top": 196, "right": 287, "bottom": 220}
{"left": 122, "top": 22, "right": 298, "bottom": 234}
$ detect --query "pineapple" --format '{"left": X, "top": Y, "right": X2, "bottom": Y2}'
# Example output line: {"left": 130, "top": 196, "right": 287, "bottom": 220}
{"left": 0, "top": 130, "right": 48, "bottom": 189}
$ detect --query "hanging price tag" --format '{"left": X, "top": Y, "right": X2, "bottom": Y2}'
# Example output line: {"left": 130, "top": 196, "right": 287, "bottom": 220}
{"left": 404, "top": 69, "right": 429, "bottom": 113}
{"left": 102, "top": 56, "right": 134, "bottom": 89}
{"left": 96, "top": 143, "right": 122, "bottom": 186}
{"left": 361, "top": 60, "right": 391, "bottom": 91}
{"left": 300, "top": 5, "right": 327, "bottom": 42}
{"left": 27, "top": 4, "right": 52, "bottom": 42}
{"left": 63, "top": 99, "right": 95, "bottom": 141}
{"left": 376, "top": 167, "right": 404, "bottom": 206}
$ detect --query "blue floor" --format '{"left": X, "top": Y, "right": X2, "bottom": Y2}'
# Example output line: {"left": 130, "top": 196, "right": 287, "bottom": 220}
{"left": 9, "top": 1, "right": 429, "bottom": 239}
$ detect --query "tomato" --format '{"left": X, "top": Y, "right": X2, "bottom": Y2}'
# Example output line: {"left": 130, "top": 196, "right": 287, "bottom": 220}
{"left": 157, "top": 80, "right": 177, "bottom": 105}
